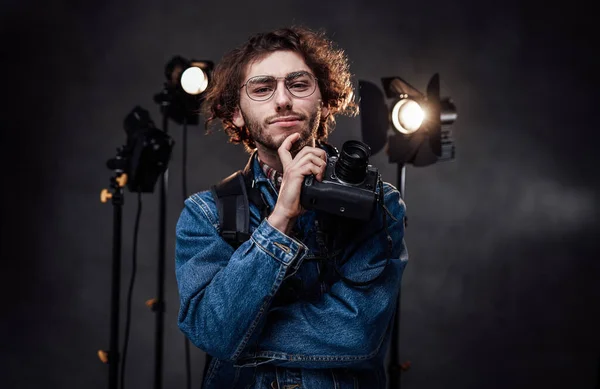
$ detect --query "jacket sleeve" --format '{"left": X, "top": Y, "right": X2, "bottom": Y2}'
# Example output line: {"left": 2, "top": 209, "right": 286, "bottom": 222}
{"left": 175, "top": 192, "right": 309, "bottom": 361}
{"left": 237, "top": 183, "right": 408, "bottom": 368}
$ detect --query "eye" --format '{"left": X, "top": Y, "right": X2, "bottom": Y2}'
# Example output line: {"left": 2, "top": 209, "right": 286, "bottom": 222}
{"left": 289, "top": 82, "right": 309, "bottom": 90}
{"left": 252, "top": 86, "right": 273, "bottom": 94}
{"left": 249, "top": 82, "right": 275, "bottom": 97}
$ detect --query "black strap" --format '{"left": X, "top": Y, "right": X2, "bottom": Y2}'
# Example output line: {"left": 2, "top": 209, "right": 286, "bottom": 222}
{"left": 210, "top": 154, "right": 270, "bottom": 248}
{"left": 210, "top": 171, "right": 250, "bottom": 248}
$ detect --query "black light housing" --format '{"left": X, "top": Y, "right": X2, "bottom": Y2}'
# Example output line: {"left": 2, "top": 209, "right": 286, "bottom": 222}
{"left": 107, "top": 106, "right": 174, "bottom": 193}
{"left": 359, "top": 74, "right": 457, "bottom": 167}
{"left": 153, "top": 56, "right": 214, "bottom": 125}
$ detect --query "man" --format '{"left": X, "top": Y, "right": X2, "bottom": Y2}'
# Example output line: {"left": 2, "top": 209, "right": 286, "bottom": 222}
{"left": 175, "top": 26, "right": 408, "bottom": 389}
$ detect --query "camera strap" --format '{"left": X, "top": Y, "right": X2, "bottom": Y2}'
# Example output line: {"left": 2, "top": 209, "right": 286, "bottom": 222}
{"left": 322, "top": 178, "right": 393, "bottom": 287}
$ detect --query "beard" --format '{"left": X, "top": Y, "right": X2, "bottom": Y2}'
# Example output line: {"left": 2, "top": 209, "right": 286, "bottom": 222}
{"left": 242, "top": 106, "right": 322, "bottom": 157}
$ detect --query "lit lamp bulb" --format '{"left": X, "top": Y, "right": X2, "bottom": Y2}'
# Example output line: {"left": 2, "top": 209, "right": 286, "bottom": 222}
{"left": 181, "top": 66, "right": 208, "bottom": 95}
{"left": 391, "top": 99, "right": 425, "bottom": 134}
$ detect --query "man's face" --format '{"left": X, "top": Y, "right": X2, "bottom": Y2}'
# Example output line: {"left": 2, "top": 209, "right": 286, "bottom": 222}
{"left": 232, "top": 51, "right": 328, "bottom": 155}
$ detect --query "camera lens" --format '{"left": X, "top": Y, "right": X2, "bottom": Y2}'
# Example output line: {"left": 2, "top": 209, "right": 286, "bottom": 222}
{"left": 334, "top": 140, "right": 371, "bottom": 184}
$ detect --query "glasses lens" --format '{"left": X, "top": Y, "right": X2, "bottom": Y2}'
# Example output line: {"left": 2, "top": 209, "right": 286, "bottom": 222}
{"left": 285, "top": 73, "right": 316, "bottom": 98}
{"left": 246, "top": 76, "right": 277, "bottom": 101}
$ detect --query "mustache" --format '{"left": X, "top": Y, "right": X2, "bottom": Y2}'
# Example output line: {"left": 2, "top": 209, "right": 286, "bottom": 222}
{"left": 265, "top": 112, "right": 307, "bottom": 124}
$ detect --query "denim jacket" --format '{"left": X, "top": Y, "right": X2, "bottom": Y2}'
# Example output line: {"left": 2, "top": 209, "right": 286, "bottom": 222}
{"left": 175, "top": 150, "right": 409, "bottom": 389}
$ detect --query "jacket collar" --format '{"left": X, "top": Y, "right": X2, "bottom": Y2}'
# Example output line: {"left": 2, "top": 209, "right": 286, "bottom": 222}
{"left": 241, "top": 151, "right": 278, "bottom": 209}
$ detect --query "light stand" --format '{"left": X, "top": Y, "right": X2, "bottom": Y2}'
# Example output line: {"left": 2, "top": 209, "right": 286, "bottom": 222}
{"left": 151, "top": 55, "right": 213, "bottom": 389}
{"left": 147, "top": 108, "right": 169, "bottom": 389}
{"left": 386, "top": 162, "right": 409, "bottom": 389}
{"left": 99, "top": 106, "right": 174, "bottom": 389}
{"left": 99, "top": 170, "right": 128, "bottom": 389}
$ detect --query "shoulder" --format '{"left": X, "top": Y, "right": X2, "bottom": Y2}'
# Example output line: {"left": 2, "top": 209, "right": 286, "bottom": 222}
{"left": 381, "top": 181, "right": 399, "bottom": 197}
{"left": 380, "top": 181, "right": 406, "bottom": 220}
{"left": 177, "top": 190, "right": 219, "bottom": 232}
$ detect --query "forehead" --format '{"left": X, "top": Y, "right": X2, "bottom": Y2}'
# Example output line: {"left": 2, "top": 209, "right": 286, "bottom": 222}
{"left": 244, "top": 51, "right": 311, "bottom": 80}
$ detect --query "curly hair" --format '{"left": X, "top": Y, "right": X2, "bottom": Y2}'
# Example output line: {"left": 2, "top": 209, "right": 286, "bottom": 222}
{"left": 202, "top": 26, "right": 358, "bottom": 151}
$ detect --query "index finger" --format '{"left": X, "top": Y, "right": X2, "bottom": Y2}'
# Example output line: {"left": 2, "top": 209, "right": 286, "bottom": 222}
{"left": 278, "top": 133, "right": 301, "bottom": 168}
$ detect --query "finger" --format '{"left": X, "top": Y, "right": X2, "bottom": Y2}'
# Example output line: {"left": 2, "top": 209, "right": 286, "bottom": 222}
{"left": 293, "top": 163, "right": 325, "bottom": 181}
{"left": 278, "top": 133, "right": 301, "bottom": 168}
{"left": 292, "top": 146, "right": 327, "bottom": 162}
{"left": 289, "top": 156, "right": 327, "bottom": 180}
{"left": 294, "top": 154, "right": 327, "bottom": 175}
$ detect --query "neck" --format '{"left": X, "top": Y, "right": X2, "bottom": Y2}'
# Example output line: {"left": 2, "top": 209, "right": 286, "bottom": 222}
{"left": 255, "top": 145, "right": 283, "bottom": 172}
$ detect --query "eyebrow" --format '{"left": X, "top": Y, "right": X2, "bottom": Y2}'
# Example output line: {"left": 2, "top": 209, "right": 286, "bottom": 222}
{"left": 248, "top": 75, "right": 273, "bottom": 83}
{"left": 247, "top": 70, "right": 312, "bottom": 83}
{"left": 285, "top": 70, "right": 311, "bottom": 80}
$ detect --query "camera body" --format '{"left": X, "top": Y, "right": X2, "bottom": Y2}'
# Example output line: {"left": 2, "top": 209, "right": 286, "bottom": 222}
{"left": 300, "top": 140, "right": 380, "bottom": 221}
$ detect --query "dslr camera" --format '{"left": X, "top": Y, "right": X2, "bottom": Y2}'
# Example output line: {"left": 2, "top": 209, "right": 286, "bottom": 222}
{"left": 300, "top": 140, "right": 380, "bottom": 221}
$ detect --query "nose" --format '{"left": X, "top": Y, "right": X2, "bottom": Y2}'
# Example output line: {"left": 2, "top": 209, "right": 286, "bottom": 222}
{"left": 273, "top": 80, "right": 293, "bottom": 112}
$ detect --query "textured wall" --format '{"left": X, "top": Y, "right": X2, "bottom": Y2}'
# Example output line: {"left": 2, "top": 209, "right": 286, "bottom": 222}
{"left": 1, "top": 0, "right": 598, "bottom": 388}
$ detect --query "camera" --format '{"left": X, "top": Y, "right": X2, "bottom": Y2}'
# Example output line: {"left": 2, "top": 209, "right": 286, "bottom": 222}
{"left": 300, "top": 140, "right": 380, "bottom": 221}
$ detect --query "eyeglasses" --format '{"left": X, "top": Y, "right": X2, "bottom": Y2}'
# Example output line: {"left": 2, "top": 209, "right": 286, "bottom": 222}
{"left": 241, "top": 71, "right": 318, "bottom": 101}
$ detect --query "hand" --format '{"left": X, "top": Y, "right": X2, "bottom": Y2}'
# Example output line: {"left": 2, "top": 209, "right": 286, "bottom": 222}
{"left": 267, "top": 133, "right": 327, "bottom": 234}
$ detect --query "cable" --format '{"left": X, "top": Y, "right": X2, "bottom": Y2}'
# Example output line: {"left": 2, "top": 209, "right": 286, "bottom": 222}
{"left": 182, "top": 118, "right": 192, "bottom": 389}
{"left": 120, "top": 192, "right": 142, "bottom": 389}
{"left": 184, "top": 335, "right": 191, "bottom": 389}
{"left": 595, "top": 351, "right": 600, "bottom": 389}
{"left": 182, "top": 119, "right": 188, "bottom": 200}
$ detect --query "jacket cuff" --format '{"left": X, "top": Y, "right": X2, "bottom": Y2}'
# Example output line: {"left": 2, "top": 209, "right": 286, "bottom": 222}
{"left": 251, "top": 218, "right": 308, "bottom": 268}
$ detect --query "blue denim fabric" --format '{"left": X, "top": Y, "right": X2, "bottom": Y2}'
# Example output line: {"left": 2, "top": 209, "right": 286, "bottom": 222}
{"left": 175, "top": 151, "right": 408, "bottom": 389}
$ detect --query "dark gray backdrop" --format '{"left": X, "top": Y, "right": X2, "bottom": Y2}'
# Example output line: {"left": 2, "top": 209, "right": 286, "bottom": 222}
{"left": 2, "top": 0, "right": 598, "bottom": 388}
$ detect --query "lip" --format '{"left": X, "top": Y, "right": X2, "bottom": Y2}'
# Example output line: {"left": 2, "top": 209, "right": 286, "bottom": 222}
{"left": 270, "top": 116, "right": 302, "bottom": 124}
{"left": 272, "top": 120, "right": 301, "bottom": 128}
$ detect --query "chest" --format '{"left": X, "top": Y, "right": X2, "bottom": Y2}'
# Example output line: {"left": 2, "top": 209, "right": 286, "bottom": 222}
{"left": 248, "top": 205, "right": 342, "bottom": 305}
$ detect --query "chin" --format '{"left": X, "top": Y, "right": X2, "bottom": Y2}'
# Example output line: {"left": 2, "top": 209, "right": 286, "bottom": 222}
{"left": 268, "top": 127, "right": 314, "bottom": 151}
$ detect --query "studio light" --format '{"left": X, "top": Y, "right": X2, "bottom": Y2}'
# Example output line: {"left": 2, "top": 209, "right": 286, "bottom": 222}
{"left": 149, "top": 54, "right": 214, "bottom": 389}
{"left": 391, "top": 97, "right": 424, "bottom": 135}
{"left": 358, "top": 74, "right": 457, "bottom": 388}
{"left": 359, "top": 74, "right": 457, "bottom": 167}
{"left": 106, "top": 106, "right": 174, "bottom": 193}
{"left": 180, "top": 66, "right": 209, "bottom": 95}
{"left": 154, "top": 55, "right": 214, "bottom": 125}
{"left": 358, "top": 73, "right": 458, "bottom": 389}
{"left": 165, "top": 55, "right": 212, "bottom": 95}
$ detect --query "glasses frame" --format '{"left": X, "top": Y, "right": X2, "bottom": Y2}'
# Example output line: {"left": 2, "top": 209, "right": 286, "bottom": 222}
{"left": 240, "top": 71, "right": 318, "bottom": 101}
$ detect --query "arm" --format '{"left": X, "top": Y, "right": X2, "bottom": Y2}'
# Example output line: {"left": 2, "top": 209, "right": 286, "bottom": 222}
{"left": 175, "top": 192, "right": 309, "bottom": 361}
{"left": 238, "top": 184, "right": 408, "bottom": 368}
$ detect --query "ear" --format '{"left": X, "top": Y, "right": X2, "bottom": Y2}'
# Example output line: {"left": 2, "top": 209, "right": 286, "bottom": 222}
{"left": 232, "top": 106, "right": 245, "bottom": 128}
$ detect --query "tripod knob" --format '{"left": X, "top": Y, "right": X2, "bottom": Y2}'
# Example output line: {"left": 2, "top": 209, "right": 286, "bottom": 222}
{"left": 145, "top": 298, "right": 165, "bottom": 312}
{"left": 116, "top": 173, "right": 128, "bottom": 188}
{"left": 146, "top": 298, "right": 157, "bottom": 309}
{"left": 97, "top": 350, "right": 109, "bottom": 364}
{"left": 400, "top": 361, "right": 412, "bottom": 371}
{"left": 100, "top": 189, "right": 113, "bottom": 203}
